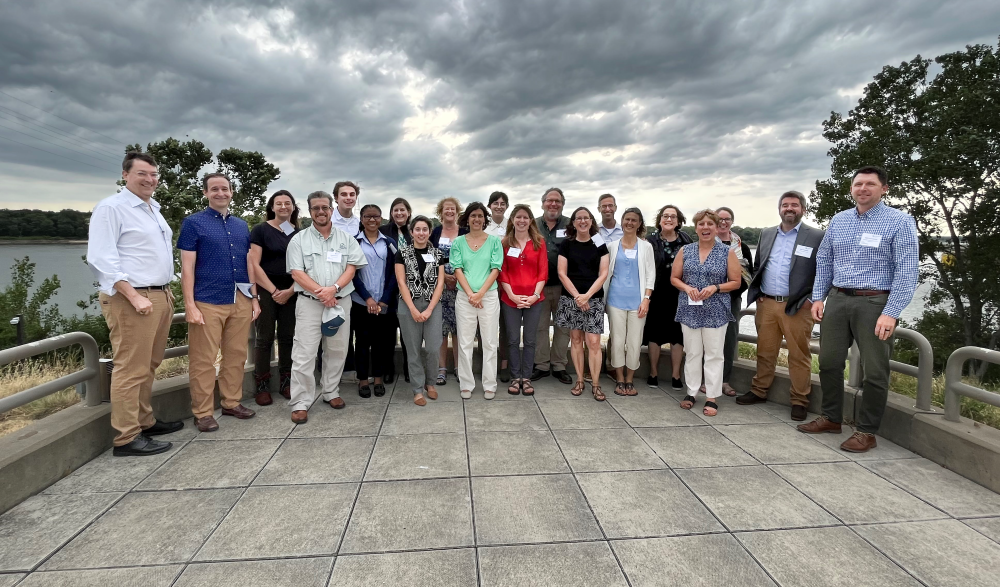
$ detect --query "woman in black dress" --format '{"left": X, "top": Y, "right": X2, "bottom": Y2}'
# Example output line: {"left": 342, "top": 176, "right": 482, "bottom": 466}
{"left": 643, "top": 205, "right": 691, "bottom": 390}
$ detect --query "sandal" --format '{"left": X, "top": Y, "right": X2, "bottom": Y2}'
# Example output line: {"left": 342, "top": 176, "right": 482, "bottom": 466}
{"left": 508, "top": 379, "right": 522, "bottom": 395}
{"left": 614, "top": 381, "right": 627, "bottom": 396}
{"left": 521, "top": 379, "right": 534, "bottom": 396}
{"left": 571, "top": 380, "right": 585, "bottom": 396}
{"left": 703, "top": 401, "right": 719, "bottom": 417}
{"left": 625, "top": 382, "right": 638, "bottom": 396}
{"left": 436, "top": 368, "right": 447, "bottom": 386}
{"left": 592, "top": 384, "right": 606, "bottom": 402}
{"left": 680, "top": 395, "right": 696, "bottom": 410}
{"left": 722, "top": 383, "right": 737, "bottom": 397}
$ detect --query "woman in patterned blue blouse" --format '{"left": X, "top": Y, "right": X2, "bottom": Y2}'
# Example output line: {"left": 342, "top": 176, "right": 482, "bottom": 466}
{"left": 670, "top": 209, "right": 742, "bottom": 416}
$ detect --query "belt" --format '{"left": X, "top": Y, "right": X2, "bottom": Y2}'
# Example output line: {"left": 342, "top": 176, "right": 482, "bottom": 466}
{"left": 836, "top": 288, "right": 889, "bottom": 296}
{"left": 762, "top": 294, "right": 789, "bottom": 302}
{"left": 134, "top": 284, "right": 170, "bottom": 291}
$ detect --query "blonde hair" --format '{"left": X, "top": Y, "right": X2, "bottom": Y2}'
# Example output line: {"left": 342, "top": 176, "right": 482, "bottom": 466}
{"left": 502, "top": 204, "right": 543, "bottom": 250}
{"left": 691, "top": 209, "right": 720, "bottom": 226}
{"left": 435, "top": 197, "right": 463, "bottom": 221}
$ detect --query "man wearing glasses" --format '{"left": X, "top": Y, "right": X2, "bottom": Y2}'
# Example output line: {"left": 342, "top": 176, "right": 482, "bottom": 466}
{"left": 285, "top": 191, "right": 368, "bottom": 423}
{"left": 88, "top": 152, "right": 184, "bottom": 456}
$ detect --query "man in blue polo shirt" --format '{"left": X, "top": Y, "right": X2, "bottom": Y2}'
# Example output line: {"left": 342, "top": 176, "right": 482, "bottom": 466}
{"left": 178, "top": 173, "right": 261, "bottom": 432}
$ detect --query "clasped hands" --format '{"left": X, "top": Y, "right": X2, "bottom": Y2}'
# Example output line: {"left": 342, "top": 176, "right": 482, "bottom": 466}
{"left": 685, "top": 285, "right": 716, "bottom": 302}
{"left": 366, "top": 298, "right": 388, "bottom": 315}
{"left": 573, "top": 292, "right": 591, "bottom": 311}
{"left": 511, "top": 293, "right": 538, "bottom": 309}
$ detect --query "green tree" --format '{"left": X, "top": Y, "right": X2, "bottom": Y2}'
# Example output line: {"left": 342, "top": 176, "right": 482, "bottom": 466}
{"left": 124, "top": 138, "right": 214, "bottom": 233}
{"left": 0, "top": 258, "right": 62, "bottom": 348}
{"left": 216, "top": 148, "right": 281, "bottom": 224}
{"left": 812, "top": 39, "right": 1000, "bottom": 375}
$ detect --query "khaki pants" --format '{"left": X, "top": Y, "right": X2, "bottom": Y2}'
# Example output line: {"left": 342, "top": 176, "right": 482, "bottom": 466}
{"left": 188, "top": 296, "right": 252, "bottom": 419}
{"left": 607, "top": 306, "right": 645, "bottom": 371}
{"left": 534, "top": 284, "right": 570, "bottom": 371}
{"left": 290, "top": 295, "right": 351, "bottom": 411}
{"left": 456, "top": 290, "right": 500, "bottom": 392}
{"left": 750, "top": 297, "right": 815, "bottom": 406}
{"left": 100, "top": 289, "right": 173, "bottom": 446}
{"left": 682, "top": 324, "right": 727, "bottom": 399}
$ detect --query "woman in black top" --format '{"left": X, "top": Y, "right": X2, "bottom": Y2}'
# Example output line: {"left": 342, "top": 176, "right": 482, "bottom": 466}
{"left": 379, "top": 197, "right": 412, "bottom": 383}
{"left": 249, "top": 190, "right": 300, "bottom": 405}
{"left": 643, "top": 205, "right": 692, "bottom": 390}
{"left": 715, "top": 207, "right": 754, "bottom": 397}
{"left": 556, "top": 207, "right": 610, "bottom": 401}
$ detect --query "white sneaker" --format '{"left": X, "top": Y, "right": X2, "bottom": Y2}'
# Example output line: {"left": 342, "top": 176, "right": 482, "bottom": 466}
{"left": 460, "top": 390, "right": 472, "bottom": 399}
{"left": 484, "top": 390, "right": 495, "bottom": 400}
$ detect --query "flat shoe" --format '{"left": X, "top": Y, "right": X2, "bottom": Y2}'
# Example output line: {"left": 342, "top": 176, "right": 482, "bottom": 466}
{"left": 426, "top": 387, "right": 438, "bottom": 400}
{"left": 460, "top": 390, "right": 472, "bottom": 399}
{"left": 329, "top": 397, "right": 346, "bottom": 409}
{"left": 291, "top": 410, "right": 308, "bottom": 424}
{"left": 414, "top": 394, "right": 427, "bottom": 406}
{"left": 484, "top": 390, "right": 496, "bottom": 400}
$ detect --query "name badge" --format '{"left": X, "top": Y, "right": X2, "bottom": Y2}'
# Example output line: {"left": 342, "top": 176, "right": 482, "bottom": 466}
{"left": 507, "top": 247, "right": 522, "bottom": 258}
{"left": 794, "top": 245, "right": 813, "bottom": 258}
{"left": 623, "top": 248, "right": 637, "bottom": 259}
{"left": 421, "top": 253, "right": 435, "bottom": 262}
{"left": 859, "top": 233, "right": 882, "bottom": 248}
{"left": 687, "top": 297, "right": 703, "bottom": 306}
{"left": 438, "top": 237, "right": 451, "bottom": 246}
{"left": 591, "top": 234, "right": 605, "bottom": 247}
{"left": 555, "top": 229, "right": 566, "bottom": 238}
{"left": 327, "top": 251, "right": 343, "bottom": 263}
{"left": 389, "top": 243, "right": 398, "bottom": 255}
{"left": 495, "top": 226, "right": 506, "bottom": 236}
{"left": 279, "top": 221, "right": 295, "bottom": 235}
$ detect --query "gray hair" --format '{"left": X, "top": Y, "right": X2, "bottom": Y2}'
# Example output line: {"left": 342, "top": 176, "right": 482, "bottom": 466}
{"left": 778, "top": 190, "right": 808, "bottom": 209}
{"left": 306, "top": 190, "right": 333, "bottom": 209}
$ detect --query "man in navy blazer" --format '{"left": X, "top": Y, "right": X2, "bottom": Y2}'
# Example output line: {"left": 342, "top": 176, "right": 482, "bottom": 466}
{"left": 738, "top": 191, "right": 825, "bottom": 421}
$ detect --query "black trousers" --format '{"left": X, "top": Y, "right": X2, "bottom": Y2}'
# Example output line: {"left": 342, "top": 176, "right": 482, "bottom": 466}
{"left": 351, "top": 303, "right": 396, "bottom": 381}
{"left": 254, "top": 289, "right": 296, "bottom": 378}
{"left": 385, "top": 312, "right": 409, "bottom": 380}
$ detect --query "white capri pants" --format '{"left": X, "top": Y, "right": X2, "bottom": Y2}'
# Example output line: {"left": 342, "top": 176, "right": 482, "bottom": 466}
{"left": 456, "top": 289, "right": 500, "bottom": 392}
{"left": 607, "top": 306, "right": 645, "bottom": 371}
{"left": 681, "top": 323, "right": 727, "bottom": 399}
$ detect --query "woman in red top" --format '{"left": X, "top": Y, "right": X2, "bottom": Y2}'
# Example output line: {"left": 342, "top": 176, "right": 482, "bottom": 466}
{"left": 498, "top": 204, "right": 548, "bottom": 395}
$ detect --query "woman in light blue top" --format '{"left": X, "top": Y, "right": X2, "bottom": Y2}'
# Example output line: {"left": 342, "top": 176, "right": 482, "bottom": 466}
{"left": 603, "top": 208, "right": 655, "bottom": 396}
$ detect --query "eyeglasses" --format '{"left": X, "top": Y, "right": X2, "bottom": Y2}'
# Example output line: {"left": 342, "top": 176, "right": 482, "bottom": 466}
{"left": 134, "top": 172, "right": 160, "bottom": 180}
{"left": 363, "top": 215, "right": 381, "bottom": 220}
{"left": 717, "top": 218, "right": 733, "bottom": 224}
{"left": 662, "top": 214, "right": 678, "bottom": 220}
{"left": 310, "top": 206, "right": 332, "bottom": 213}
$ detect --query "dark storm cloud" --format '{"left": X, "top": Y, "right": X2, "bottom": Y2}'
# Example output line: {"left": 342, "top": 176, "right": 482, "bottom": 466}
{"left": 1, "top": 0, "right": 998, "bottom": 224}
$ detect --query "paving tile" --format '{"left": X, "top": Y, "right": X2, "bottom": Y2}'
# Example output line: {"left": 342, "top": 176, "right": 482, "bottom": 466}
{"left": 365, "top": 433, "right": 468, "bottom": 480}
{"left": 468, "top": 431, "right": 569, "bottom": 476}
{"left": 42, "top": 489, "right": 241, "bottom": 569}
{"left": 577, "top": 470, "right": 724, "bottom": 538}
{"left": 0, "top": 492, "right": 121, "bottom": 571}
{"left": 677, "top": 466, "right": 838, "bottom": 531}
{"left": 195, "top": 484, "right": 356, "bottom": 560}
{"left": 390, "top": 383, "right": 465, "bottom": 402}
{"left": 855, "top": 519, "right": 1000, "bottom": 587}
{"left": 479, "top": 542, "right": 629, "bottom": 587}
{"left": 340, "top": 478, "right": 473, "bottom": 553}
{"left": 177, "top": 557, "right": 332, "bottom": 587}
{"left": 862, "top": 458, "right": 1000, "bottom": 518}
{"left": 605, "top": 395, "right": 706, "bottom": 427}
{"left": 136, "top": 438, "right": 280, "bottom": 490}
{"left": 379, "top": 401, "right": 465, "bottom": 435}
{"left": 464, "top": 401, "right": 548, "bottom": 432}
{"left": 536, "top": 399, "right": 628, "bottom": 430}
{"left": 329, "top": 549, "right": 476, "bottom": 586}
{"left": 806, "top": 427, "right": 918, "bottom": 461}
{"left": 716, "top": 423, "right": 846, "bottom": 464}
{"left": 637, "top": 426, "right": 758, "bottom": 468}
{"left": 194, "top": 402, "right": 295, "bottom": 440}
{"left": 553, "top": 428, "right": 665, "bottom": 472}
{"left": 472, "top": 474, "right": 603, "bottom": 545}
{"left": 737, "top": 526, "right": 919, "bottom": 587}
{"left": 756, "top": 401, "right": 820, "bottom": 423}
{"left": 0, "top": 575, "right": 23, "bottom": 587}
{"left": 42, "top": 445, "right": 182, "bottom": 494}
{"left": 18, "top": 565, "right": 181, "bottom": 587}
{"left": 289, "top": 402, "right": 386, "bottom": 438}
{"left": 772, "top": 462, "right": 948, "bottom": 524}
{"left": 254, "top": 437, "right": 375, "bottom": 485}
{"left": 695, "top": 403, "right": 782, "bottom": 425}
{"left": 964, "top": 516, "right": 1000, "bottom": 544}
{"left": 613, "top": 534, "right": 776, "bottom": 586}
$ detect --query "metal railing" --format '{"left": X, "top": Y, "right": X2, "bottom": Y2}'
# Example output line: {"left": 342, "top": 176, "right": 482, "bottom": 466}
{"left": 735, "top": 308, "right": 935, "bottom": 410}
{"left": 0, "top": 332, "right": 102, "bottom": 413}
{"left": 944, "top": 347, "right": 1000, "bottom": 422}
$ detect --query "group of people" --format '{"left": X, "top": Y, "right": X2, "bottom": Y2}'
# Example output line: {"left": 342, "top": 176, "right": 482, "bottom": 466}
{"left": 88, "top": 152, "right": 918, "bottom": 457}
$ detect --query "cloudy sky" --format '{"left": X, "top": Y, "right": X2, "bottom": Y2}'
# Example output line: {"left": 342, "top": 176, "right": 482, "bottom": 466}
{"left": 1, "top": 0, "right": 997, "bottom": 227}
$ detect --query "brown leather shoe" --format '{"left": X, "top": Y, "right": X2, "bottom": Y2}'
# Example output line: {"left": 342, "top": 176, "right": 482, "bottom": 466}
{"left": 329, "top": 397, "right": 346, "bottom": 409}
{"left": 291, "top": 410, "right": 308, "bottom": 424}
{"left": 840, "top": 431, "right": 877, "bottom": 453}
{"left": 221, "top": 404, "right": 256, "bottom": 419}
{"left": 255, "top": 391, "right": 273, "bottom": 406}
{"left": 790, "top": 405, "right": 808, "bottom": 421}
{"left": 426, "top": 388, "right": 438, "bottom": 400}
{"left": 735, "top": 391, "right": 766, "bottom": 405}
{"left": 194, "top": 415, "right": 219, "bottom": 432}
{"left": 796, "top": 415, "right": 842, "bottom": 434}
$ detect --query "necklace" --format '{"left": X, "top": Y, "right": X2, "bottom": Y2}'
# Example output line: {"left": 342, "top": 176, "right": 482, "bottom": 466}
{"left": 468, "top": 233, "right": 486, "bottom": 251}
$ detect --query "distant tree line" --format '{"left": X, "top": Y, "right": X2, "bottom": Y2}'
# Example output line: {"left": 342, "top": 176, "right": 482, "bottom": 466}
{"left": 678, "top": 225, "right": 761, "bottom": 245}
{"left": 0, "top": 209, "right": 91, "bottom": 239}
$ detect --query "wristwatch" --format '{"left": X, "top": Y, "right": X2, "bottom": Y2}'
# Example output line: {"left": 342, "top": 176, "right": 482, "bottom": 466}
{"left": 332, "top": 283, "right": 341, "bottom": 293}
{"left": 643, "top": 294, "right": 651, "bottom": 300}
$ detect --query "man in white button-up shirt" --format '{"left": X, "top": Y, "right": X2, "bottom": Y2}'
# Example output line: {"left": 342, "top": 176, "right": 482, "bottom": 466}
{"left": 87, "top": 152, "right": 183, "bottom": 457}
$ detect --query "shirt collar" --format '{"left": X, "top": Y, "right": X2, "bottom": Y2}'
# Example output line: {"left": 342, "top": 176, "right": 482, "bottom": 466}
{"left": 357, "top": 231, "right": 388, "bottom": 245}
{"left": 855, "top": 200, "right": 886, "bottom": 218}
{"left": 601, "top": 222, "right": 622, "bottom": 233}
{"left": 205, "top": 207, "right": 230, "bottom": 219}
{"left": 308, "top": 223, "right": 335, "bottom": 241}
{"left": 122, "top": 187, "right": 160, "bottom": 210}
{"left": 778, "top": 222, "right": 802, "bottom": 236}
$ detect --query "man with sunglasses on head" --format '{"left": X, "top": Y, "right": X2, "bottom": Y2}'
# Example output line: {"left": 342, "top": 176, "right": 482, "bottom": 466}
{"left": 88, "top": 152, "right": 184, "bottom": 456}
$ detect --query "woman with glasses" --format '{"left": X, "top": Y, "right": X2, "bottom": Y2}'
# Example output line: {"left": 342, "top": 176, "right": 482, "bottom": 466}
{"left": 643, "top": 205, "right": 692, "bottom": 390}
{"left": 380, "top": 197, "right": 413, "bottom": 384}
{"left": 715, "top": 207, "right": 753, "bottom": 397}
{"left": 430, "top": 197, "right": 468, "bottom": 386}
{"left": 351, "top": 204, "right": 398, "bottom": 398}
{"left": 451, "top": 202, "right": 504, "bottom": 399}
{"left": 248, "top": 190, "right": 300, "bottom": 405}
{"left": 603, "top": 208, "right": 655, "bottom": 396}
{"left": 557, "top": 207, "right": 610, "bottom": 401}
{"left": 671, "top": 209, "right": 741, "bottom": 417}
{"left": 395, "top": 216, "right": 446, "bottom": 405}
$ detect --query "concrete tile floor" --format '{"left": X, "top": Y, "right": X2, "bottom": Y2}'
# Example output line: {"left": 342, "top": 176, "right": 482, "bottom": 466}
{"left": 3, "top": 375, "right": 1000, "bottom": 586}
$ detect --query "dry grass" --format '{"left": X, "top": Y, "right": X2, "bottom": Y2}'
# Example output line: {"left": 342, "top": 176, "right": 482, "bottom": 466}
{"left": 0, "top": 355, "right": 189, "bottom": 438}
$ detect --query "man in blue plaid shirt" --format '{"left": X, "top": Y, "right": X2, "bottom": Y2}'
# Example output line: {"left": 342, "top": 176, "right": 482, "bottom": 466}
{"left": 797, "top": 165, "right": 919, "bottom": 453}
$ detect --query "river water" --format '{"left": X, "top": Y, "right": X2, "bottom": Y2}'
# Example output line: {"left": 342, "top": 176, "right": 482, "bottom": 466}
{"left": 0, "top": 243, "right": 932, "bottom": 327}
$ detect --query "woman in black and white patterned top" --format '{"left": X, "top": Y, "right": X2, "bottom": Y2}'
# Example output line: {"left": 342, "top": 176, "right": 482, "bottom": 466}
{"left": 395, "top": 216, "right": 445, "bottom": 406}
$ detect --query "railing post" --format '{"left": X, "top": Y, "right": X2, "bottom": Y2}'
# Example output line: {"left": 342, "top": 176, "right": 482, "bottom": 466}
{"left": 894, "top": 328, "right": 934, "bottom": 411}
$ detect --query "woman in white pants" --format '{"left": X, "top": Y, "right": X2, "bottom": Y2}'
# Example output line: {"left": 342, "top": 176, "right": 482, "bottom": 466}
{"left": 451, "top": 202, "right": 504, "bottom": 399}
{"left": 603, "top": 208, "right": 655, "bottom": 396}
{"left": 670, "top": 209, "right": 741, "bottom": 416}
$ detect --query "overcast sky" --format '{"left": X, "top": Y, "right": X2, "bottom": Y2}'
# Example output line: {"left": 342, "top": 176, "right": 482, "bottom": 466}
{"left": 1, "top": 0, "right": 997, "bottom": 227}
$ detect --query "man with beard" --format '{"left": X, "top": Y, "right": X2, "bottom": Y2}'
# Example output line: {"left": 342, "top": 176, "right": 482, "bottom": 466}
{"left": 531, "top": 187, "right": 573, "bottom": 384}
{"left": 739, "top": 191, "right": 825, "bottom": 421}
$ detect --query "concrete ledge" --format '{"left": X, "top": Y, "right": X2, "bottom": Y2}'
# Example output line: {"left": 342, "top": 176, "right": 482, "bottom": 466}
{"left": 909, "top": 412, "right": 1000, "bottom": 493}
